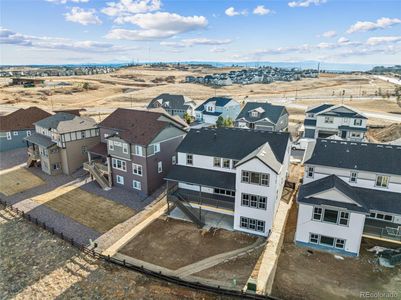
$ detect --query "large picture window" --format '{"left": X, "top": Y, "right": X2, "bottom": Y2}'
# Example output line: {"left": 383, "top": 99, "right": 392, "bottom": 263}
{"left": 112, "top": 158, "right": 126, "bottom": 171}
{"left": 375, "top": 175, "right": 389, "bottom": 188}
{"left": 242, "top": 170, "right": 269, "bottom": 186}
{"left": 323, "top": 209, "right": 338, "bottom": 223}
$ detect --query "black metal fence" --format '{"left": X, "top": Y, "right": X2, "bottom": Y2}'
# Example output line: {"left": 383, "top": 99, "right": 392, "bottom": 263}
{"left": 0, "top": 199, "right": 277, "bottom": 300}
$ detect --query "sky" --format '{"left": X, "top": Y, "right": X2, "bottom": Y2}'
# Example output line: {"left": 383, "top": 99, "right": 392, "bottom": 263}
{"left": 0, "top": 0, "right": 400, "bottom": 65}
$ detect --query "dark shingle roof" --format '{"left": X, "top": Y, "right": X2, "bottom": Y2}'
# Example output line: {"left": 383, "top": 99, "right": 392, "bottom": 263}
{"left": 165, "top": 165, "right": 236, "bottom": 190}
{"left": 235, "top": 102, "right": 287, "bottom": 125}
{"left": 298, "top": 175, "right": 401, "bottom": 215}
{"left": 99, "top": 108, "right": 186, "bottom": 146}
{"left": 306, "top": 104, "right": 334, "bottom": 114}
{"left": 35, "top": 112, "right": 76, "bottom": 129}
{"left": 305, "top": 139, "right": 401, "bottom": 176}
{"left": 177, "top": 127, "right": 290, "bottom": 162}
{"left": 147, "top": 93, "right": 192, "bottom": 110}
{"left": 0, "top": 107, "right": 51, "bottom": 132}
{"left": 317, "top": 105, "right": 367, "bottom": 119}
{"left": 195, "top": 97, "right": 234, "bottom": 112}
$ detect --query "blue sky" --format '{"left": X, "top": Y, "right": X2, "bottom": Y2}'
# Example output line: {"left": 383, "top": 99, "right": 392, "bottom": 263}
{"left": 1, "top": 0, "right": 400, "bottom": 65}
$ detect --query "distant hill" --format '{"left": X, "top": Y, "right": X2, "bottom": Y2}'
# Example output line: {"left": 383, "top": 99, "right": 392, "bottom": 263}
{"left": 369, "top": 65, "right": 401, "bottom": 74}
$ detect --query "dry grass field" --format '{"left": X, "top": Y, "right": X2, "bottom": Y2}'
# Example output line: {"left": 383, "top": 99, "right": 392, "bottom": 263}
{"left": 0, "top": 168, "right": 44, "bottom": 196}
{"left": 37, "top": 188, "right": 136, "bottom": 233}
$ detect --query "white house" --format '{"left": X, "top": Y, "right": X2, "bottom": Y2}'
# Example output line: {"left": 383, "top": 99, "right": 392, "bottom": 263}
{"left": 165, "top": 127, "right": 291, "bottom": 237}
{"left": 194, "top": 97, "right": 241, "bottom": 125}
{"left": 303, "top": 104, "right": 368, "bottom": 141}
{"left": 295, "top": 139, "right": 401, "bottom": 256}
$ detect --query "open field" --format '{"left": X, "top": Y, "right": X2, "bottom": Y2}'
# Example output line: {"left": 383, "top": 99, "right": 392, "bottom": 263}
{"left": 271, "top": 203, "right": 401, "bottom": 300}
{"left": 0, "top": 209, "right": 220, "bottom": 300}
{"left": 119, "top": 217, "right": 258, "bottom": 270}
{"left": 0, "top": 168, "right": 44, "bottom": 196}
{"left": 34, "top": 188, "right": 136, "bottom": 233}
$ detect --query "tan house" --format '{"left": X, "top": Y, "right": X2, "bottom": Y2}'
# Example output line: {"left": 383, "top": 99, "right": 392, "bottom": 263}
{"left": 25, "top": 112, "right": 100, "bottom": 175}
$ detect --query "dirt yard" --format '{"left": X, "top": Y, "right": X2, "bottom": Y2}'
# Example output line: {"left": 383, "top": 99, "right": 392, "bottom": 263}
{"left": 368, "top": 124, "right": 401, "bottom": 142}
{"left": 271, "top": 203, "right": 401, "bottom": 300}
{"left": 34, "top": 187, "right": 136, "bottom": 233}
{"left": 119, "top": 217, "right": 258, "bottom": 270}
{"left": 0, "top": 209, "right": 222, "bottom": 300}
{"left": 0, "top": 168, "right": 44, "bottom": 196}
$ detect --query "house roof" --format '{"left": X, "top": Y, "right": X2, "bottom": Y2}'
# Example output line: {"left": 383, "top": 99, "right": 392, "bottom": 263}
{"left": 305, "top": 139, "right": 401, "bottom": 176}
{"left": 235, "top": 102, "right": 288, "bottom": 125}
{"left": 147, "top": 93, "right": 194, "bottom": 110}
{"left": 236, "top": 143, "right": 282, "bottom": 174}
{"left": 165, "top": 165, "right": 236, "bottom": 190}
{"left": 195, "top": 97, "right": 235, "bottom": 112}
{"left": 0, "top": 107, "right": 51, "bottom": 132}
{"left": 53, "top": 109, "right": 84, "bottom": 116}
{"left": 298, "top": 175, "right": 401, "bottom": 215}
{"left": 317, "top": 105, "right": 367, "bottom": 119}
{"left": 177, "top": 127, "right": 290, "bottom": 163}
{"left": 35, "top": 112, "right": 97, "bottom": 133}
{"left": 25, "top": 132, "right": 56, "bottom": 148}
{"left": 305, "top": 104, "right": 334, "bottom": 114}
{"left": 99, "top": 108, "right": 187, "bottom": 146}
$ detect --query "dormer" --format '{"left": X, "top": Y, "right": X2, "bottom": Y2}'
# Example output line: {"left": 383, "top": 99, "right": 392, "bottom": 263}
{"left": 162, "top": 101, "right": 170, "bottom": 108}
{"left": 205, "top": 101, "right": 216, "bottom": 112}
{"left": 154, "top": 99, "right": 162, "bottom": 108}
{"left": 249, "top": 107, "right": 265, "bottom": 118}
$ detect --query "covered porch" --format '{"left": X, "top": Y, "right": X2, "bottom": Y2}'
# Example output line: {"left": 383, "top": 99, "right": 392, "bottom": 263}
{"left": 363, "top": 218, "right": 401, "bottom": 244}
{"left": 83, "top": 143, "right": 112, "bottom": 190}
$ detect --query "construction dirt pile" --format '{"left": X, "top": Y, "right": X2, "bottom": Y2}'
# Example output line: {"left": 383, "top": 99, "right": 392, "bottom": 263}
{"left": 369, "top": 123, "right": 401, "bottom": 142}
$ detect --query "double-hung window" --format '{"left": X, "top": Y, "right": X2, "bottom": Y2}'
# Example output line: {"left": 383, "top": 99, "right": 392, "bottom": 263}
{"left": 324, "top": 116, "right": 334, "bottom": 124}
{"left": 186, "top": 154, "right": 193, "bottom": 165}
{"left": 134, "top": 145, "right": 143, "bottom": 156}
{"left": 6, "top": 132, "right": 11, "bottom": 140}
{"left": 112, "top": 158, "right": 126, "bottom": 171}
{"left": 241, "top": 193, "right": 267, "bottom": 210}
{"left": 116, "top": 175, "right": 124, "bottom": 185}
{"left": 323, "top": 209, "right": 338, "bottom": 224}
{"left": 222, "top": 158, "right": 230, "bottom": 168}
{"left": 242, "top": 171, "right": 250, "bottom": 182}
{"left": 375, "top": 175, "right": 389, "bottom": 188}
{"left": 132, "top": 163, "right": 142, "bottom": 176}
{"left": 122, "top": 143, "right": 129, "bottom": 154}
{"left": 241, "top": 194, "right": 250, "bottom": 206}
{"left": 158, "top": 161, "right": 163, "bottom": 173}
{"left": 350, "top": 171, "right": 357, "bottom": 183}
{"left": 354, "top": 119, "right": 362, "bottom": 126}
{"left": 132, "top": 180, "right": 141, "bottom": 190}
{"left": 240, "top": 216, "right": 265, "bottom": 233}
{"left": 213, "top": 157, "right": 221, "bottom": 167}
{"left": 172, "top": 155, "right": 176, "bottom": 165}
{"left": 153, "top": 143, "right": 160, "bottom": 153}
{"left": 339, "top": 212, "right": 349, "bottom": 226}
{"left": 108, "top": 140, "right": 114, "bottom": 151}
{"left": 313, "top": 207, "right": 322, "bottom": 221}
{"left": 26, "top": 130, "right": 32, "bottom": 137}
{"left": 309, "top": 233, "right": 319, "bottom": 244}
{"left": 306, "top": 167, "right": 314, "bottom": 178}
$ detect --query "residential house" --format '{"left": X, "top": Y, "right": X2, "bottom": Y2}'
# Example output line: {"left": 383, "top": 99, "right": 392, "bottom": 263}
{"left": 195, "top": 97, "right": 241, "bottom": 125}
{"left": 85, "top": 108, "right": 188, "bottom": 195}
{"left": 295, "top": 139, "right": 401, "bottom": 256}
{"left": 235, "top": 102, "right": 289, "bottom": 131}
{"left": 303, "top": 104, "right": 367, "bottom": 141}
{"left": 0, "top": 107, "right": 51, "bottom": 152}
{"left": 146, "top": 93, "right": 197, "bottom": 119}
{"left": 25, "top": 112, "right": 100, "bottom": 175}
{"left": 165, "top": 127, "right": 291, "bottom": 236}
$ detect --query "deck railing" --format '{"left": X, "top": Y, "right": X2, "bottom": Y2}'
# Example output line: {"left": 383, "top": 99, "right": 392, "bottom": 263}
{"left": 364, "top": 224, "right": 401, "bottom": 242}
{"left": 171, "top": 189, "right": 235, "bottom": 211}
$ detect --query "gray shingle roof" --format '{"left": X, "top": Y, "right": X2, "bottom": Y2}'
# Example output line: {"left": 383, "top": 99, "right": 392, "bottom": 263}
{"left": 24, "top": 133, "right": 56, "bottom": 148}
{"left": 147, "top": 93, "right": 193, "bottom": 110}
{"left": 177, "top": 127, "right": 290, "bottom": 162}
{"left": 195, "top": 97, "right": 234, "bottom": 112}
{"left": 34, "top": 112, "right": 76, "bottom": 129}
{"left": 306, "top": 104, "right": 334, "bottom": 114}
{"left": 305, "top": 139, "right": 401, "bottom": 176}
{"left": 236, "top": 143, "right": 282, "bottom": 174}
{"left": 235, "top": 102, "right": 287, "bottom": 125}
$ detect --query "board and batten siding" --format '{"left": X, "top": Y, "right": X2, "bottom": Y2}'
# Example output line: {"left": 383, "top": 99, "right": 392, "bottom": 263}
{"left": 177, "top": 152, "right": 237, "bottom": 173}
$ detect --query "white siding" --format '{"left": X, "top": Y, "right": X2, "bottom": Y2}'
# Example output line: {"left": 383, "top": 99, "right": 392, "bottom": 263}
{"left": 177, "top": 152, "right": 236, "bottom": 173}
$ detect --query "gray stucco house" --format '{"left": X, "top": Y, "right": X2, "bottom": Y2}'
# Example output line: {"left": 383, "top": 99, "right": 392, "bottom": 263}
{"left": 235, "top": 102, "right": 289, "bottom": 131}
{"left": 0, "top": 107, "right": 51, "bottom": 152}
{"left": 85, "top": 108, "right": 188, "bottom": 196}
{"left": 194, "top": 97, "right": 241, "bottom": 125}
{"left": 146, "top": 93, "right": 196, "bottom": 118}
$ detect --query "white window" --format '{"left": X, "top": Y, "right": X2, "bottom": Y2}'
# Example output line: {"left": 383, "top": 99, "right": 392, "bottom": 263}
{"left": 13, "top": 131, "right": 18, "bottom": 136}
{"left": 335, "top": 239, "right": 345, "bottom": 249}
{"left": 324, "top": 116, "right": 334, "bottom": 124}
{"left": 122, "top": 143, "right": 128, "bottom": 154}
{"left": 158, "top": 161, "right": 163, "bottom": 173}
{"left": 132, "top": 163, "right": 143, "bottom": 176}
{"left": 186, "top": 154, "right": 193, "bottom": 165}
{"left": 306, "top": 166, "right": 314, "bottom": 178}
{"left": 81, "top": 146, "right": 87, "bottom": 155}
{"left": 52, "top": 162, "right": 61, "bottom": 170}
{"left": 350, "top": 171, "right": 357, "bottom": 183}
{"left": 222, "top": 158, "right": 230, "bottom": 168}
{"left": 213, "top": 157, "right": 221, "bottom": 167}
{"left": 369, "top": 212, "right": 393, "bottom": 222}
{"left": 375, "top": 175, "right": 389, "bottom": 188}
{"left": 81, "top": 131, "right": 86, "bottom": 139}
{"left": 214, "top": 188, "right": 235, "bottom": 197}
{"left": 112, "top": 158, "right": 127, "bottom": 171}
{"left": 132, "top": 180, "right": 141, "bottom": 190}
{"left": 232, "top": 160, "right": 238, "bottom": 169}
{"left": 240, "top": 216, "right": 265, "bottom": 233}
{"left": 153, "top": 143, "right": 160, "bottom": 153}
{"left": 354, "top": 119, "right": 362, "bottom": 126}
{"left": 251, "top": 111, "right": 258, "bottom": 117}
{"left": 241, "top": 170, "right": 269, "bottom": 186}
{"left": 309, "top": 233, "right": 319, "bottom": 244}
{"left": 350, "top": 132, "right": 361, "bottom": 138}
{"left": 134, "top": 145, "right": 143, "bottom": 156}
{"left": 172, "top": 155, "right": 176, "bottom": 165}
{"left": 323, "top": 209, "right": 339, "bottom": 224}
{"left": 313, "top": 207, "right": 322, "bottom": 221}
{"left": 6, "top": 132, "right": 11, "bottom": 140}
{"left": 339, "top": 212, "right": 349, "bottom": 226}
{"left": 116, "top": 175, "right": 124, "bottom": 185}
{"left": 241, "top": 193, "right": 267, "bottom": 210}
{"left": 26, "top": 130, "right": 32, "bottom": 137}
{"left": 108, "top": 140, "right": 114, "bottom": 151}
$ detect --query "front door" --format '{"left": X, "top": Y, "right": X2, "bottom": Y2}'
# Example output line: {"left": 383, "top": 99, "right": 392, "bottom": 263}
{"left": 341, "top": 131, "right": 347, "bottom": 139}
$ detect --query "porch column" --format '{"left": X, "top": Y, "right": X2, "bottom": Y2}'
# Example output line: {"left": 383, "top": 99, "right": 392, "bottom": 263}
{"left": 87, "top": 151, "right": 91, "bottom": 163}
{"left": 166, "top": 181, "right": 170, "bottom": 214}
{"left": 107, "top": 156, "right": 112, "bottom": 187}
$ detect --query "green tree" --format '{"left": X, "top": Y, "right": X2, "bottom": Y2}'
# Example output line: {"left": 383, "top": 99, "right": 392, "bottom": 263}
{"left": 216, "top": 116, "right": 224, "bottom": 128}
{"left": 223, "top": 117, "right": 233, "bottom": 127}
{"left": 82, "top": 82, "right": 90, "bottom": 90}
{"left": 183, "top": 112, "right": 191, "bottom": 124}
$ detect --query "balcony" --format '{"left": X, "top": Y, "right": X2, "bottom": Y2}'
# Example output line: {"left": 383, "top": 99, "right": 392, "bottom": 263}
{"left": 28, "top": 146, "right": 40, "bottom": 160}
{"left": 363, "top": 218, "right": 401, "bottom": 243}
{"left": 169, "top": 188, "right": 235, "bottom": 211}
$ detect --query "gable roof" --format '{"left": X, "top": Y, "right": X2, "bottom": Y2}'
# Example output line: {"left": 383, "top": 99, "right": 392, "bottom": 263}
{"left": 34, "top": 112, "right": 96, "bottom": 133}
{"left": 298, "top": 175, "right": 401, "bottom": 215}
{"left": 305, "top": 139, "right": 401, "bottom": 176}
{"left": 236, "top": 142, "right": 282, "bottom": 173}
{"left": 147, "top": 93, "right": 194, "bottom": 110}
{"left": 0, "top": 107, "right": 51, "bottom": 132}
{"left": 235, "top": 102, "right": 288, "bottom": 125}
{"left": 317, "top": 104, "right": 367, "bottom": 119}
{"left": 99, "top": 108, "right": 187, "bottom": 145}
{"left": 195, "top": 97, "right": 236, "bottom": 112}
{"left": 306, "top": 104, "right": 334, "bottom": 114}
{"left": 177, "top": 127, "right": 290, "bottom": 163}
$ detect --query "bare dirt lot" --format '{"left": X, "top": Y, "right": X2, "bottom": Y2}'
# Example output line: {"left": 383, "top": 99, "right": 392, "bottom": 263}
{"left": 0, "top": 209, "right": 222, "bottom": 300}
{"left": 119, "top": 217, "right": 258, "bottom": 270}
{"left": 368, "top": 124, "right": 401, "bottom": 142}
{"left": 271, "top": 203, "right": 401, "bottom": 300}
{"left": 0, "top": 168, "right": 44, "bottom": 196}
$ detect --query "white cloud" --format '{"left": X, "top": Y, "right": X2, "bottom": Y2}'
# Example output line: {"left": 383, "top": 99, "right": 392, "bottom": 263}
{"left": 160, "top": 38, "right": 232, "bottom": 48}
{"left": 105, "top": 12, "right": 207, "bottom": 40}
{"left": 210, "top": 47, "right": 226, "bottom": 53}
{"left": 320, "top": 30, "right": 337, "bottom": 38}
{"left": 46, "top": 0, "right": 89, "bottom": 4}
{"left": 64, "top": 7, "right": 102, "bottom": 25}
{"left": 101, "top": 0, "right": 161, "bottom": 17}
{"left": 347, "top": 17, "right": 401, "bottom": 34}
{"left": 337, "top": 37, "right": 350, "bottom": 44}
{"left": 366, "top": 36, "right": 401, "bottom": 46}
{"left": 288, "top": 0, "right": 326, "bottom": 8}
{"left": 253, "top": 5, "right": 271, "bottom": 16}
{"left": 225, "top": 7, "right": 247, "bottom": 17}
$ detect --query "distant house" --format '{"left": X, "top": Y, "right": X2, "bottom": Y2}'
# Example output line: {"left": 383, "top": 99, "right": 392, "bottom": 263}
{"left": 25, "top": 113, "right": 100, "bottom": 175}
{"left": 295, "top": 139, "right": 401, "bottom": 256}
{"left": 85, "top": 109, "right": 188, "bottom": 195}
{"left": 146, "top": 93, "right": 196, "bottom": 118}
{"left": 303, "top": 104, "right": 367, "bottom": 141}
{"left": 195, "top": 97, "right": 241, "bottom": 125}
{"left": 54, "top": 109, "right": 86, "bottom": 116}
{"left": 235, "top": 102, "right": 289, "bottom": 132}
{"left": 0, "top": 107, "right": 51, "bottom": 152}
{"left": 11, "top": 78, "right": 45, "bottom": 87}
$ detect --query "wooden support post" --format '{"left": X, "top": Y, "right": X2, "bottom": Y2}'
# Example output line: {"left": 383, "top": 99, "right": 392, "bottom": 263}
{"left": 107, "top": 156, "right": 112, "bottom": 187}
